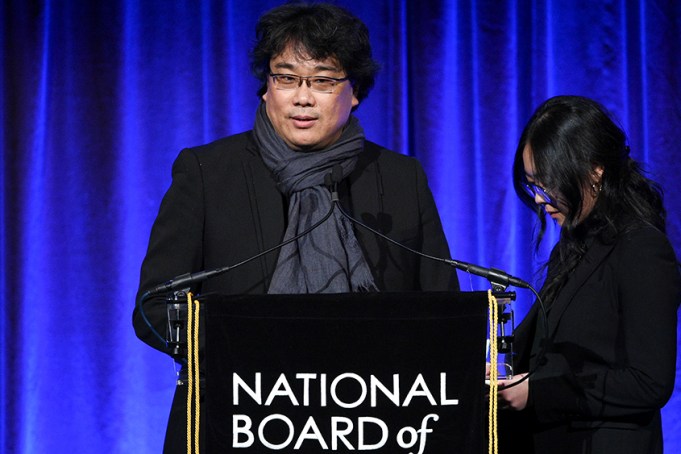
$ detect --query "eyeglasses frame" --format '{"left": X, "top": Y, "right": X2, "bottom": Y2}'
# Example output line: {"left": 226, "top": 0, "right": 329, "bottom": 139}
{"left": 268, "top": 73, "right": 350, "bottom": 93}
{"left": 522, "top": 181, "right": 556, "bottom": 206}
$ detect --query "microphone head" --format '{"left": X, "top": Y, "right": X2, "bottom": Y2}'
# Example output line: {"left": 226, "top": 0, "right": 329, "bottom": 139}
{"left": 332, "top": 164, "right": 344, "bottom": 184}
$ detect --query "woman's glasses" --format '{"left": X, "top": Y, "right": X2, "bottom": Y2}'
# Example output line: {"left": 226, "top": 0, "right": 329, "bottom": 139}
{"left": 522, "top": 181, "right": 555, "bottom": 206}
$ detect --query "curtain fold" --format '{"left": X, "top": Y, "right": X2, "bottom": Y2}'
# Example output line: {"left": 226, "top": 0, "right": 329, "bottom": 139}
{"left": 3, "top": 1, "right": 680, "bottom": 452}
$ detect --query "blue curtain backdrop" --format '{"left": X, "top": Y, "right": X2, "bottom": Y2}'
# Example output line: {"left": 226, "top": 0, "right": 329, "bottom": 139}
{"left": 2, "top": 0, "right": 680, "bottom": 452}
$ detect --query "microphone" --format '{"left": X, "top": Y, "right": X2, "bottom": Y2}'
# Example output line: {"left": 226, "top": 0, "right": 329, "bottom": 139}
{"left": 332, "top": 164, "right": 343, "bottom": 189}
{"left": 146, "top": 268, "right": 231, "bottom": 296}
{"left": 327, "top": 165, "right": 530, "bottom": 290}
{"left": 444, "top": 259, "right": 530, "bottom": 289}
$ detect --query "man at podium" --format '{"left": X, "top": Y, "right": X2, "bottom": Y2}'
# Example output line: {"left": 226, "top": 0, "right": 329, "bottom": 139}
{"left": 133, "top": 3, "right": 459, "bottom": 453}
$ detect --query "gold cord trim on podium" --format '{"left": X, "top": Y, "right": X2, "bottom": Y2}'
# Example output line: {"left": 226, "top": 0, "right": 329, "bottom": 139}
{"left": 487, "top": 290, "right": 499, "bottom": 454}
{"left": 186, "top": 292, "right": 201, "bottom": 454}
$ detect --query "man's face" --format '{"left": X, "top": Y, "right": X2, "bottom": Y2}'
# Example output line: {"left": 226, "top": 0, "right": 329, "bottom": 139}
{"left": 262, "top": 45, "right": 359, "bottom": 151}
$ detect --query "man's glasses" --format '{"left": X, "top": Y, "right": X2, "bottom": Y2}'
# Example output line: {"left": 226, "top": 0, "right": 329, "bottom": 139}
{"left": 522, "top": 181, "right": 555, "bottom": 206}
{"left": 269, "top": 73, "right": 350, "bottom": 93}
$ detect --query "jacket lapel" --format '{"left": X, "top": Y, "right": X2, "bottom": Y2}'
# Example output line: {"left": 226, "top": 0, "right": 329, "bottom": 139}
{"left": 546, "top": 238, "right": 616, "bottom": 336}
{"left": 242, "top": 140, "right": 286, "bottom": 281}
{"left": 343, "top": 146, "right": 387, "bottom": 248}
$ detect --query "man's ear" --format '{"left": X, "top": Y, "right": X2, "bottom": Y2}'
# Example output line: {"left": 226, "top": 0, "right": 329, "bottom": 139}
{"left": 351, "top": 86, "right": 359, "bottom": 108}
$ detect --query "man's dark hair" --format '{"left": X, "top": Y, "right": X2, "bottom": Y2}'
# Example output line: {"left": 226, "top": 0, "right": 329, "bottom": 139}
{"left": 250, "top": 2, "right": 380, "bottom": 104}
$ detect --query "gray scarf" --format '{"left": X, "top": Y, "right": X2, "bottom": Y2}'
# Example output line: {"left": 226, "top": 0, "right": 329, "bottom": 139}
{"left": 253, "top": 102, "right": 377, "bottom": 293}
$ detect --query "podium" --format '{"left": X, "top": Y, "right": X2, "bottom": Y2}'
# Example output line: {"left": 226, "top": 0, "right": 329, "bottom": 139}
{"left": 192, "top": 291, "right": 488, "bottom": 453}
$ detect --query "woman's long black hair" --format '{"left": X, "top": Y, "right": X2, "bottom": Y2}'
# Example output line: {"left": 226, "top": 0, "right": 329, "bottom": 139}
{"left": 512, "top": 95, "right": 665, "bottom": 304}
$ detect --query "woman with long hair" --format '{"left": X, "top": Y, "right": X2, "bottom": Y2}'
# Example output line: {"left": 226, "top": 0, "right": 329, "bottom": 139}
{"left": 498, "top": 95, "right": 681, "bottom": 453}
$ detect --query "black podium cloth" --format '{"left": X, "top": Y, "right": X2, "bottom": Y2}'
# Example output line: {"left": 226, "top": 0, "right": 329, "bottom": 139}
{"left": 203, "top": 291, "right": 488, "bottom": 453}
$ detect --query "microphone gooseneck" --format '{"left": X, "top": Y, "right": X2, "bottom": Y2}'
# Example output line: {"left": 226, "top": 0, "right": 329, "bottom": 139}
{"left": 327, "top": 162, "right": 531, "bottom": 291}
{"left": 138, "top": 168, "right": 342, "bottom": 348}
{"left": 148, "top": 169, "right": 342, "bottom": 297}
{"left": 324, "top": 171, "right": 547, "bottom": 391}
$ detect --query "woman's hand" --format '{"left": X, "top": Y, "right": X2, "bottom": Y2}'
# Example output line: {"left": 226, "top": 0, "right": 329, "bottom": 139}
{"left": 497, "top": 373, "right": 529, "bottom": 411}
